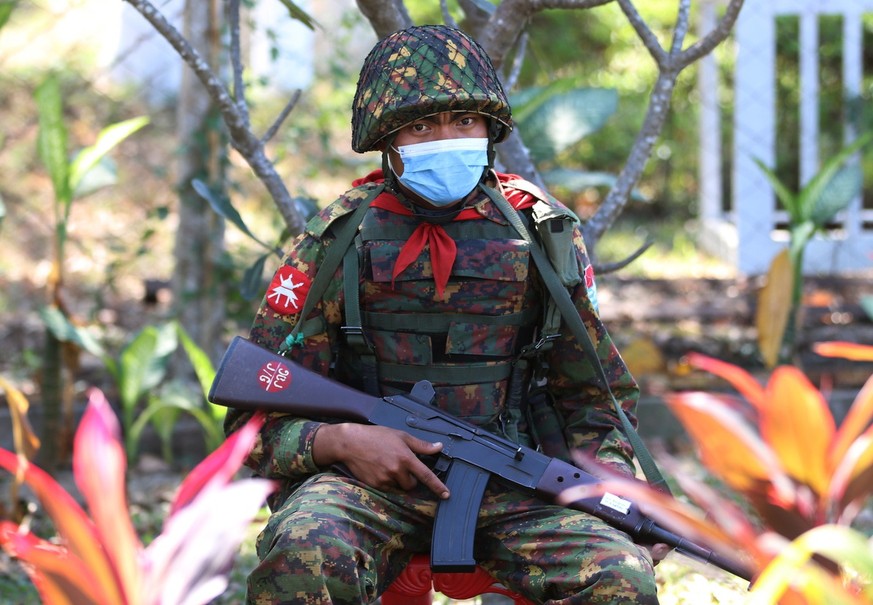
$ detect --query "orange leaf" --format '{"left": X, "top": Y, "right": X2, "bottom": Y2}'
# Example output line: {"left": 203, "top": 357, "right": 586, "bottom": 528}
{"left": 813, "top": 341, "right": 873, "bottom": 362}
{"left": 830, "top": 376, "right": 873, "bottom": 467}
{"left": 0, "top": 450, "right": 123, "bottom": 604}
{"left": 72, "top": 389, "right": 141, "bottom": 601}
{"left": 756, "top": 249, "right": 794, "bottom": 368}
{"left": 0, "top": 524, "right": 104, "bottom": 605}
{"left": 665, "top": 392, "right": 789, "bottom": 495}
{"left": 685, "top": 353, "right": 767, "bottom": 411}
{"left": 829, "top": 430, "right": 873, "bottom": 517}
{"left": 0, "top": 376, "right": 40, "bottom": 460}
{"left": 762, "top": 367, "right": 834, "bottom": 497}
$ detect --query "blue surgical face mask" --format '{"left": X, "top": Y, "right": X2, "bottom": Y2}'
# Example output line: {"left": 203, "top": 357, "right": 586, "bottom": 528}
{"left": 391, "top": 138, "right": 489, "bottom": 206}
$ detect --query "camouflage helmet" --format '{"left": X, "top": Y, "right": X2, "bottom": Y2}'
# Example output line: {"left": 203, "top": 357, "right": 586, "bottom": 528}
{"left": 351, "top": 24, "right": 513, "bottom": 153}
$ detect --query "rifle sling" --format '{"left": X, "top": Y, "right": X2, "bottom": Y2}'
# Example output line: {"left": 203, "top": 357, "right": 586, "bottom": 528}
{"left": 280, "top": 185, "right": 384, "bottom": 353}
{"left": 481, "top": 184, "right": 669, "bottom": 493}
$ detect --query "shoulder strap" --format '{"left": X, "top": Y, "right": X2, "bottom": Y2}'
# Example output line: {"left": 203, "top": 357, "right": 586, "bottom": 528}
{"left": 481, "top": 184, "right": 669, "bottom": 492}
{"left": 279, "top": 184, "right": 385, "bottom": 353}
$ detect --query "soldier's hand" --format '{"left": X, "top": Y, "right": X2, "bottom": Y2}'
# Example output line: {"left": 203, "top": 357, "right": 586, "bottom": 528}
{"left": 312, "top": 422, "right": 450, "bottom": 499}
{"left": 645, "top": 543, "right": 672, "bottom": 566}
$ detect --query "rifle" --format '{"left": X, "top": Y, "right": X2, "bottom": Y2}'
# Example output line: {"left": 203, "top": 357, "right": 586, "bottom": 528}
{"left": 209, "top": 336, "right": 753, "bottom": 582}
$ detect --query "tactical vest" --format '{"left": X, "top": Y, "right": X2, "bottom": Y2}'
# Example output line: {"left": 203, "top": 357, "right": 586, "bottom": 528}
{"left": 334, "top": 201, "right": 544, "bottom": 444}
{"left": 285, "top": 177, "right": 669, "bottom": 488}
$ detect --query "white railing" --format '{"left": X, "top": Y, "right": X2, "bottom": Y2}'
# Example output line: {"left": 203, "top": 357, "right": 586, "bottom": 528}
{"left": 702, "top": 0, "right": 873, "bottom": 274}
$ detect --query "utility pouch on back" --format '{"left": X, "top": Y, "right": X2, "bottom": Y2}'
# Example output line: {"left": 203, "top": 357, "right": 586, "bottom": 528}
{"left": 531, "top": 200, "right": 582, "bottom": 288}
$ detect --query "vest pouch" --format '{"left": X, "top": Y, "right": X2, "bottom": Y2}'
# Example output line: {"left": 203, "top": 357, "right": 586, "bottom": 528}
{"left": 526, "top": 387, "right": 572, "bottom": 463}
{"left": 531, "top": 200, "right": 582, "bottom": 287}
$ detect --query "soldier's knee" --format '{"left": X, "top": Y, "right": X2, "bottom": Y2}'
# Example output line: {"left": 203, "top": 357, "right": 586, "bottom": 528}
{"left": 248, "top": 540, "right": 375, "bottom": 605}
{"left": 584, "top": 550, "right": 659, "bottom": 604}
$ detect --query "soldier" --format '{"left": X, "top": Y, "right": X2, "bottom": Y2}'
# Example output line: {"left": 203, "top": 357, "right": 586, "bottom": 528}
{"left": 225, "top": 24, "right": 662, "bottom": 604}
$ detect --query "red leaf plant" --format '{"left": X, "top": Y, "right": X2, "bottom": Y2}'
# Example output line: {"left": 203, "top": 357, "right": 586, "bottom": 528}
{"left": 558, "top": 342, "right": 873, "bottom": 603}
{"left": 0, "top": 388, "right": 275, "bottom": 605}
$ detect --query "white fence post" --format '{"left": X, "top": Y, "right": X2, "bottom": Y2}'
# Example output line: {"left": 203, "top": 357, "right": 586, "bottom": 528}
{"left": 703, "top": 0, "right": 873, "bottom": 274}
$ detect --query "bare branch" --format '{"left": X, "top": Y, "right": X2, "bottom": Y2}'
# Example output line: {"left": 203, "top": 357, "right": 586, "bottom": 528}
{"left": 594, "top": 238, "right": 654, "bottom": 274}
{"left": 227, "top": 0, "right": 249, "bottom": 127}
{"left": 458, "top": 0, "right": 494, "bottom": 32}
{"left": 262, "top": 90, "right": 303, "bottom": 144}
{"left": 678, "top": 0, "right": 744, "bottom": 66}
{"left": 583, "top": 71, "right": 677, "bottom": 249}
{"left": 583, "top": 0, "right": 745, "bottom": 264}
{"left": 440, "top": 0, "right": 459, "bottom": 29}
{"left": 479, "top": 0, "right": 533, "bottom": 69}
{"left": 496, "top": 130, "right": 548, "bottom": 190}
{"left": 483, "top": 1, "right": 613, "bottom": 71}
{"left": 505, "top": 31, "right": 528, "bottom": 90}
{"left": 531, "top": 0, "right": 613, "bottom": 8}
{"left": 123, "top": 0, "right": 306, "bottom": 235}
{"left": 616, "top": 0, "right": 667, "bottom": 66}
{"left": 356, "top": 0, "right": 412, "bottom": 38}
{"left": 669, "top": 0, "right": 691, "bottom": 55}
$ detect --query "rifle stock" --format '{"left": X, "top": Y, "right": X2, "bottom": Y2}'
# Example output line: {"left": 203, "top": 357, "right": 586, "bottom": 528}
{"left": 210, "top": 336, "right": 753, "bottom": 582}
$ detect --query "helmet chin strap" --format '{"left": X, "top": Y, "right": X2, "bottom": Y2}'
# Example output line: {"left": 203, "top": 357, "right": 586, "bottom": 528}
{"left": 380, "top": 132, "right": 404, "bottom": 196}
{"left": 486, "top": 118, "right": 500, "bottom": 169}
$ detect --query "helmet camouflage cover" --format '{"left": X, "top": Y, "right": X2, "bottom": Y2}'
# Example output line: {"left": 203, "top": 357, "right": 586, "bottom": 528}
{"left": 351, "top": 24, "right": 513, "bottom": 153}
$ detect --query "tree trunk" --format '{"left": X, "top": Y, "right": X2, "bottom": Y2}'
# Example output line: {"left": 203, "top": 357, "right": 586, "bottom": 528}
{"left": 173, "top": 0, "right": 227, "bottom": 363}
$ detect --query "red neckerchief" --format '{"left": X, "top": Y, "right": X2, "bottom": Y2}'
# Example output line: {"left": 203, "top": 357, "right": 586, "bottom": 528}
{"left": 353, "top": 169, "right": 539, "bottom": 297}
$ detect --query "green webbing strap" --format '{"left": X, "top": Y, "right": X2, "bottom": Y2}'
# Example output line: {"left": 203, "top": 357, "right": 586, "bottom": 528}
{"left": 343, "top": 237, "right": 380, "bottom": 396}
{"left": 483, "top": 185, "right": 669, "bottom": 493}
{"left": 363, "top": 308, "right": 539, "bottom": 331}
{"left": 378, "top": 360, "right": 513, "bottom": 383}
{"left": 280, "top": 185, "right": 384, "bottom": 354}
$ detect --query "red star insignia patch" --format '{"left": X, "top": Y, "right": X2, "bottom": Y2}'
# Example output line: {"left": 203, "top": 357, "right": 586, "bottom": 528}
{"left": 266, "top": 265, "right": 312, "bottom": 314}
{"left": 584, "top": 264, "right": 596, "bottom": 289}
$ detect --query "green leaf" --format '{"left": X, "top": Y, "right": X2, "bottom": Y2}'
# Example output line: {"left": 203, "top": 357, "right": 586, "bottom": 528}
{"left": 796, "top": 133, "right": 873, "bottom": 223}
{"left": 72, "top": 156, "right": 118, "bottom": 198}
{"left": 117, "top": 324, "right": 178, "bottom": 424}
{"left": 0, "top": 1, "right": 16, "bottom": 32}
{"left": 789, "top": 220, "right": 816, "bottom": 261}
{"left": 808, "top": 164, "right": 861, "bottom": 227}
{"left": 241, "top": 253, "right": 270, "bottom": 301}
{"left": 294, "top": 196, "right": 319, "bottom": 223}
{"left": 276, "top": 0, "right": 319, "bottom": 30}
{"left": 861, "top": 296, "right": 873, "bottom": 322}
{"left": 517, "top": 87, "right": 618, "bottom": 161}
{"left": 509, "top": 78, "right": 587, "bottom": 123}
{"left": 752, "top": 525, "right": 873, "bottom": 603}
{"left": 35, "top": 75, "right": 71, "bottom": 205}
{"left": 752, "top": 157, "right": 799, "bottom": 221}
{"left": 69, "top": 116, "right": 149, "bottom": 195}
{"left": 39, "top": 306, "right": 106, "bottom": 359}
{"left": 193, "top": 178, "right": 275, "bottom": 252}
{"left": 176, "top": 324, "right": 216, "bottom": 402}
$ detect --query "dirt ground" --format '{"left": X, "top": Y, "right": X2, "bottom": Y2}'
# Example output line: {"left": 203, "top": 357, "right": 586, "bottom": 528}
{"left": 598, "top": 272, "right": 873, "bottom": 390}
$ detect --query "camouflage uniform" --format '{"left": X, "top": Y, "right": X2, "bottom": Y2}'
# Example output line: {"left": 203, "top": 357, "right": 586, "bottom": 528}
{"left": 225, "top": 24, "right": 658, "bottom": 605}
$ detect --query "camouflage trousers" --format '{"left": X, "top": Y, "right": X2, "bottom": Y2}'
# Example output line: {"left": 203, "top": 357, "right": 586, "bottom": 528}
{"left": 247, "top": 472, "right": 659, "bottom": 605}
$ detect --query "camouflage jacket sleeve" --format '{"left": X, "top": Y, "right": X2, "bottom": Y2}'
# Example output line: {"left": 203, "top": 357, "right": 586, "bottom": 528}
{"left": 222, "top": 189, "right": 366, "bottom": 488}
{"left": 542, "top": 223, "right": 640, "bottom": 479}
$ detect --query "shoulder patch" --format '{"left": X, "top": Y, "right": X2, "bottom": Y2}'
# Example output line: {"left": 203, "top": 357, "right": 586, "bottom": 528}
{"left": 266, "top": 265, "right": 312, "bottom": 314}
